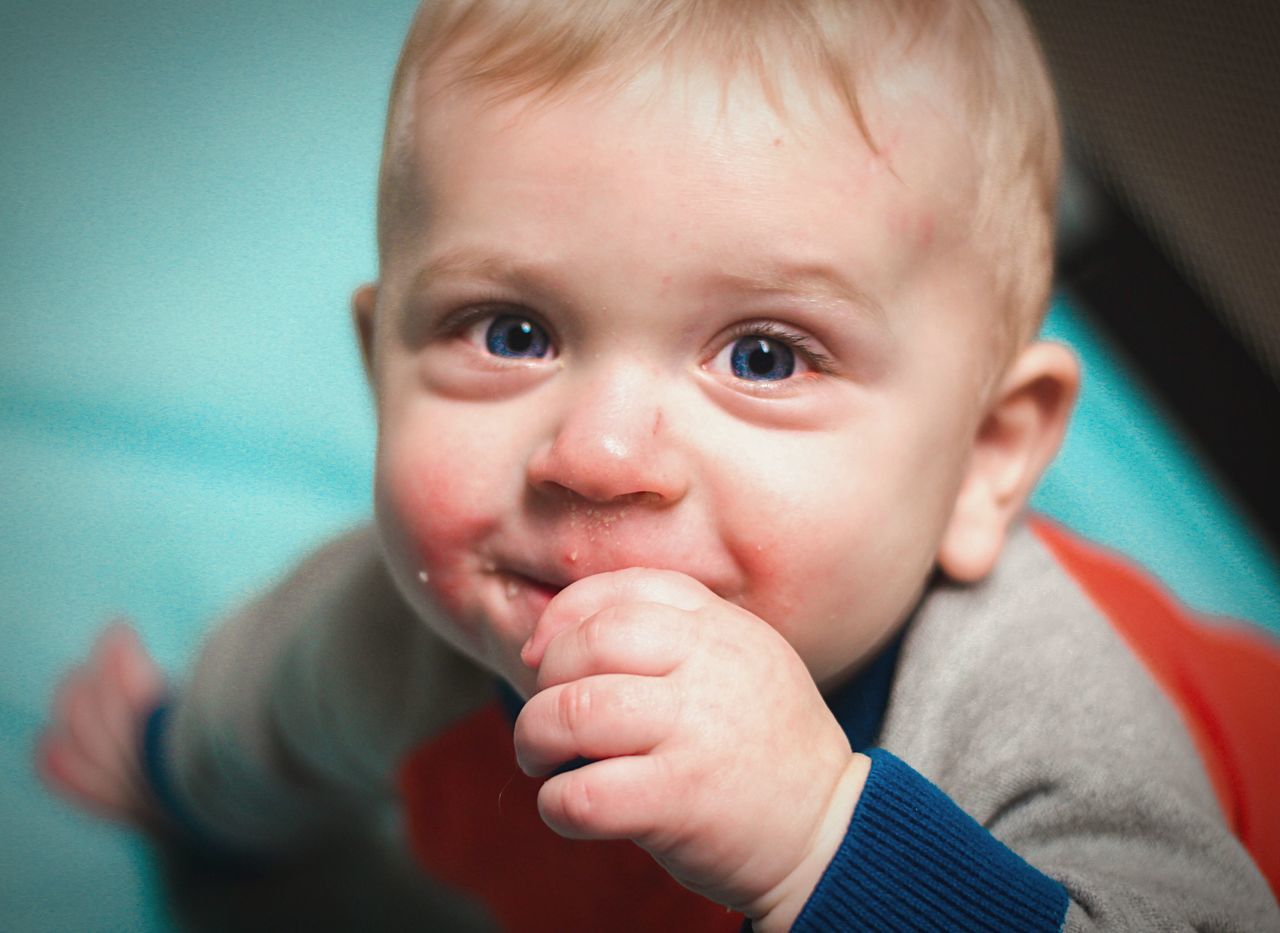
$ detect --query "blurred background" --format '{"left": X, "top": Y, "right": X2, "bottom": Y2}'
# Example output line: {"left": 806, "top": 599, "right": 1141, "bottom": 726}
{"left": 2, "top": 2, "right": 1277, "bottom": 929}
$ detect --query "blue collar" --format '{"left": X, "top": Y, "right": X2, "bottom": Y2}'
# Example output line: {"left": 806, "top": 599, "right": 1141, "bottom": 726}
{"left": 823, "top": 628, "right": 904, "bottom": 751}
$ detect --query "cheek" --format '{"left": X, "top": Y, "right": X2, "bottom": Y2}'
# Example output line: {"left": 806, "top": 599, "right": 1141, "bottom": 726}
{"left": 374, "top": 418, "right": 505, "bottom": 610}
{"left": 716, "top": 456, "right": 852, "bottom": 624}
{"left": 713, "top": 434, "right": 945, "bottom": 681}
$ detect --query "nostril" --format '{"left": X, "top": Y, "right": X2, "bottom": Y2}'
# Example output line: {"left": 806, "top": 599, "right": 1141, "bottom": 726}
{"left": 535, "top": 483, "right": 665, "bottom": 508}
{"left": 617, "top": 491, "right": 662, "bottom": 506}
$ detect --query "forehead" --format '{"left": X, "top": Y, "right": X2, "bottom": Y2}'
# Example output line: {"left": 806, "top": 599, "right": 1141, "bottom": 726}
{"left": 394, "top": 63, "right": 977, "bottom": 301}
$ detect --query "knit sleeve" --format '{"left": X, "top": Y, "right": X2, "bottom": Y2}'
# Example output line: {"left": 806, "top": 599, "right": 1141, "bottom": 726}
{"left": 794, "top": 749, "right": 1067, "bottom": 931}
{"left": 159, "top": 525, "right": 493, "bottom": 854}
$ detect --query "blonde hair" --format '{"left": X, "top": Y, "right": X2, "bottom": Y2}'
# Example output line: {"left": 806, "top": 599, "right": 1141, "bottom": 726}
{"left": 377, "top": 0, "right": 1060, "bottom": 353}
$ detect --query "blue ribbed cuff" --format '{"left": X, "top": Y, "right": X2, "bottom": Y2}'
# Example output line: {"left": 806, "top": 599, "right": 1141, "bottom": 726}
{"left": 141, "top": 702, "right": 268, "bottom": 875}
{"left": 794, "top": 749, "right": 1068, "bottom": 932}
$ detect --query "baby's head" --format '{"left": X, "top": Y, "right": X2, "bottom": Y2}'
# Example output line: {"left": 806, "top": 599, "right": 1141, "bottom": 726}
{"left": 355, "top": 0, "right": 1079, "bottom": 696}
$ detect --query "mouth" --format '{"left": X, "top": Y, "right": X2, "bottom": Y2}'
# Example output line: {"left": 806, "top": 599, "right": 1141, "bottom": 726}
{"left": 490, "top": 565, "right": 568, "bottom": 618}
{"left": 505, "top": 571, "right": 565, "bottom": 601}
{"left": 492, "top": 550, "right": 734, "bottom": 605}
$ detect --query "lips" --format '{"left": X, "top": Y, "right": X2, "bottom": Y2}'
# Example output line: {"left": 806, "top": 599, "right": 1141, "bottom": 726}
{"left": 507, "top": 571, "right": 565, "bottom": 601}
{"left": 489, "top": 532, "right": 738, "bottom": 607}
{"left": 489, "top": 566, "right": 568, "bottom": 622}
{"left": 492, "top": 557, "right": 571, "bottom": 593}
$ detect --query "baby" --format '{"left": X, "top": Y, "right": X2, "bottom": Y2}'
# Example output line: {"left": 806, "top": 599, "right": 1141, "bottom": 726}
{"left": 38, "top": 0, "right": 1278, "bottom": 929}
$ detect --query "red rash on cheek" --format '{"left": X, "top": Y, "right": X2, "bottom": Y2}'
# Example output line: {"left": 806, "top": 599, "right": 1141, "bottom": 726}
{"left": 724, "top": 513, "right": 813, "bottom": 630}
{"left": 377, "top": 438, "right": 500, "bottom": 613}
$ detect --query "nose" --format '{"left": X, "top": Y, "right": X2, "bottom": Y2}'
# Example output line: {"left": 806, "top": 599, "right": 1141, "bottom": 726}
{"left": 526, "top": 363, "right": 689, "bottom": 506}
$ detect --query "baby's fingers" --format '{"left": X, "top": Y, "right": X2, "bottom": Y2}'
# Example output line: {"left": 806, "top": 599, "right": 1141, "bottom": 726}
{"left": 536, "top": 754, "right": 670, "bottom": 843}
{"left": 523, "top": 568, "right": 713, "bottom": 670}
{"left": 52, "top": 655, "right": 129, "bottom": 785}
{"left": 37, "top": 622, "right": 165, "bottom": 829}
{"left": 514, "top": 674, "right": 675, "bottom": 776}
{"left": 35, "top": 724, "right": 148, "bottom": 824}
{"left": 95, "top": 622, "right": 163, "bottom": 712}
{"left": 535, "top": 602, "right": 691, "bottom": 691}
{"left": 89, "top": 624, "right": 163, "bottom": 784}
{"left": 50, "top": 664, "right": 115, "bottom": 767}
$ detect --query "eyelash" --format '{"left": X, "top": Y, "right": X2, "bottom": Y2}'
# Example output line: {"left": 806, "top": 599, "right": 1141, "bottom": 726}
{"left": 718, "top": 321, "right": 836, "bottom": 376}
{"left": 443, "top": 301, "right": 551, "bottom": 340}
{"left": 439, "top": 302, "right": 834, "bottom": 376}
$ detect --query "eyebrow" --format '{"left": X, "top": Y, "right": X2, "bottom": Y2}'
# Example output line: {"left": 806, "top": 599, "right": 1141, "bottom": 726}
{"left": 409, "top": 250, "right": 568, "bottom": 297}
{"left": 704, "top": 263, "right": 886, "bottom": 324}
{"left": 409, "top": 250, "right": 885, "bottom": 323}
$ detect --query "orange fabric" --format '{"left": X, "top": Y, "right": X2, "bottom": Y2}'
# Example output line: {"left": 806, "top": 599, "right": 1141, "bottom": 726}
{"left": 1031, "top": 516, "right": 1280, "bottom": 899}
{"left": 397, "top": 702, "right": 742, "bottom": 933}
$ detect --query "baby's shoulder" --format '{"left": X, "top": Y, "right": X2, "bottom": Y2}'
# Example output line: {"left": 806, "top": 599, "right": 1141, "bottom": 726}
{"left": 882, "top": 519, "right": 1212, "bottom": 805}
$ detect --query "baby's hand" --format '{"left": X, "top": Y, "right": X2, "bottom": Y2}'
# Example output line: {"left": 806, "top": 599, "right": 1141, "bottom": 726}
{"left": 36, "top": 622, "right": 166, "bottom": 830}
{"left": 516, "top": 570, "right": 870, "bottom": 931}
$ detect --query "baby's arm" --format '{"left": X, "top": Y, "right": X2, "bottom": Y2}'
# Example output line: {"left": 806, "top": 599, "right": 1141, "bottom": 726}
{"left": 167, "top": 524, "right": 494, "bottom": 854}
{"left": 40, "top": 525, "right": 492, "bottom": 857}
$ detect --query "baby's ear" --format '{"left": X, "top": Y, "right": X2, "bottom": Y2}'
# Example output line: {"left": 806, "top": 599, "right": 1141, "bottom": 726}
{"left": 938, "top": 341, "right": 1079, "bottom": 582}
{"left": 351, "top": 283, "right": 379, "bottom": 382}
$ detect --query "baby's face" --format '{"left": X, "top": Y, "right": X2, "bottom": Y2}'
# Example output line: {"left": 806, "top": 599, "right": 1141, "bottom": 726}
{"left": 366, "top": 70, "right": 998, "bottom": 697}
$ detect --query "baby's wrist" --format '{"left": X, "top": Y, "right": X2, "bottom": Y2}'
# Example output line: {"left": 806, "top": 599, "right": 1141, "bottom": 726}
{"left": 140, "top": 701, "right": 216, "bottom": 843}
{"left": 750, "top": 752, "right": 871, "bottom": 933}
{"left": 138, "top": 701, "right": 271, "bottom": 875}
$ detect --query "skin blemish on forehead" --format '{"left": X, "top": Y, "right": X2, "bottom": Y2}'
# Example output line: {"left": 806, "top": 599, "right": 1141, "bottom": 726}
{"left": 915, "top": 213, "right": 936, "bottom": 250}
{"left": 883, "top": 206, "right": 938, "bottom": 252}
{"left": 886, "top": 205, "right": 937, "bottom": 251}
{"left": 861, "top": 124, "right": 904, "bottom": 182}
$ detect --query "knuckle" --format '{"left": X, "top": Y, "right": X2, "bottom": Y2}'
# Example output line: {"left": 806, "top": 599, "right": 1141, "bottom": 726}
{"left": 557, "top": 772, "right": 596, "bottom": 828}
{"left": 579, "top": 610, "right": 611, "bottom": 656}
{"left": 556, "top": 680, "right": 594, "bottom": 737}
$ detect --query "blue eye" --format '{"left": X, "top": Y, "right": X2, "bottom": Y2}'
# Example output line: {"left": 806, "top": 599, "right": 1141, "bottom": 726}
{"left": 484, "top": 315, "right": 551, "bottom": 358}
{"left": 729, "top": 336, "right": 796, "bottom": 381}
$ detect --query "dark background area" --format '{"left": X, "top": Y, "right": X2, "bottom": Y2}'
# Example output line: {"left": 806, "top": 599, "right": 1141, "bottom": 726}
{"left": 1025, "top": 0, "right": 1280, "bottom": 553}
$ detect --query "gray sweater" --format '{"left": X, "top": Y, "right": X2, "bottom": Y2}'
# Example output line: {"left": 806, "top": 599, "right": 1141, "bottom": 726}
{"left": 164, "top": 521, "right": 1279, "bottom": 930}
